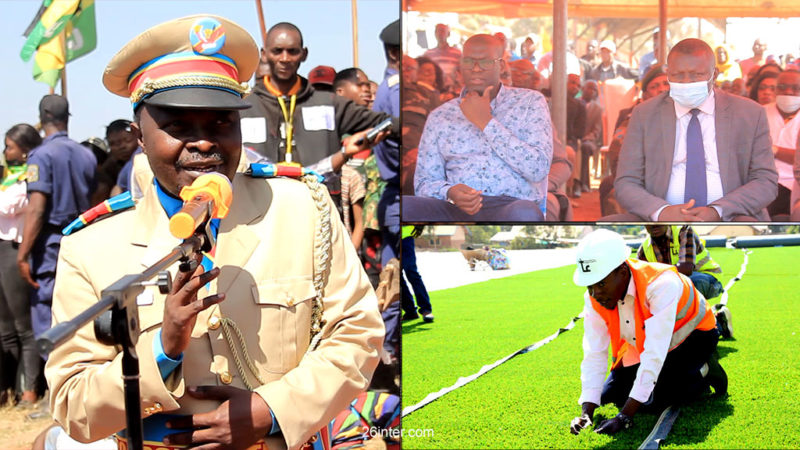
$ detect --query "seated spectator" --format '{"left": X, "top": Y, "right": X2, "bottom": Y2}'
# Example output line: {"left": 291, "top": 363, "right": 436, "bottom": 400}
{"left": 749, "top": 70, "right": 779, "bottom": 105}
{"left": 581, "top": 80, "right": 604, "bottom": 182}
{"left": 566, "top": 73, "right": 587, "bottom": 197}
{"left": 509, "top": 59, "right": 542, "bottom": 91}
{"left": 415, "top": 56, "right": 446, "bottom": 104}
{"left": 613, "top": 38, "right": 778, "bottom": 221}
{"left": 715, "top": 44, "right": 742, "bottom": 82}
{"left": 769, "top": 69, "right": 800, "bottom": 218}
{"left": 404, "top": 34, "right": 553, "bottom": 222}
{"left": 731, "top": 78, "right": 747, "bottom": 97}
{"left": 547, "top": 135, "right": 573, "bottom": 221}
{"left": 424, "top": 24, "right": 462, "bottom": 94}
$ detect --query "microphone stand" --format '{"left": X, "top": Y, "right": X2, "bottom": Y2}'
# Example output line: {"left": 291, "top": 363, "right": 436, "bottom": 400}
{"left": 37, "top": 215, "right": 216, "bottom": 450}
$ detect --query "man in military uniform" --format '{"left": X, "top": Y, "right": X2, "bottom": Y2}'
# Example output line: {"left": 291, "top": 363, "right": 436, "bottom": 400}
{"left": 45, "top": 15, "right": 383, "bottom": 450}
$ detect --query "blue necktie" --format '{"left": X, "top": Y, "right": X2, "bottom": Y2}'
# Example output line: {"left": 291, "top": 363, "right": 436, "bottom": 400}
{"left": 684, "top": 109, "right": 707, "bottom": 206}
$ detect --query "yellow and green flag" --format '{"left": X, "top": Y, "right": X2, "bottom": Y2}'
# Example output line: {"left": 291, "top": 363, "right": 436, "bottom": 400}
{"left": 20, "top": 0, "right": 97, "bottom": 87}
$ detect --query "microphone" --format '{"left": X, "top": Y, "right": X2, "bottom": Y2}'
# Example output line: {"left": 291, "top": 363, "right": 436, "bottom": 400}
{"left": 168, "top": 172, "right": 233, "bottom": 239}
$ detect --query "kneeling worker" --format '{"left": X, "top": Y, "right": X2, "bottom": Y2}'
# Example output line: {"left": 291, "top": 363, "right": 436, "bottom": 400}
{"left": 570, "top": 229, "right": 726, "bottom": 436}
{"left": 45, "top": 15, "right": 383, "bottom": 449}
{"left": 638, "top": 225, "right": 733, "bottom": 338}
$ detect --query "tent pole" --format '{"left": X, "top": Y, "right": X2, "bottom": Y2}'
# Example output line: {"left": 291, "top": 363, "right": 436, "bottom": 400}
{"left": 351, "top": 0, "right": 359, "bottom": 67}
{"left": 255, "top": 0, "right": 267, "bottom": 48}
{"left": 60, "top": 31, "right": 67, "bottom": 98}
{"left": 658, "top": 0, "right": 667, "bottom": 65}
{"left": 552, "top": 0, "right": 567, "bottom": 146}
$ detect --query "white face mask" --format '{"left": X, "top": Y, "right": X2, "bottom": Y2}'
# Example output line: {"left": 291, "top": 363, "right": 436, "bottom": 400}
{"left": 669, "top": 76, "right": 713, "bottom": 108}
{"left": 776, "top": 95, "right": 800, "bottom": 114}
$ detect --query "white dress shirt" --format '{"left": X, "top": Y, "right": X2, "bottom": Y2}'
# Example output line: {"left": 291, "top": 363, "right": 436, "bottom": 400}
{"left": 769, "top": 102, "right": 800, "bottom": 189}
{"left": 653, "top": 91, "right": 725, "bottom": 220}
{"left": 579, "top": 270, "right": 683, "bottom": 406}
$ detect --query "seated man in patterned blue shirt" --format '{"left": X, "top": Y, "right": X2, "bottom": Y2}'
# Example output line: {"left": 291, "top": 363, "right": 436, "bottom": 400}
{"left": 403, "top": 34, "right": 553, "bottom": 222}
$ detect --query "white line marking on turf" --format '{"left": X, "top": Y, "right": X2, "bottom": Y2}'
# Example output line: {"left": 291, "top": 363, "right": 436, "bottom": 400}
{"left": 719, "top": 248, "right": 751, "bottom": 306}
{"left": 401, "top": 313, "right": 584, "bottom": 417}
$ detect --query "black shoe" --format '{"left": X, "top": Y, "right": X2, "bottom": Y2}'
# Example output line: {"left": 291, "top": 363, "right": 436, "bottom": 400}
{"left": 402, "top": 313, "right": 419, "bottom": 322}
{"left": 715, "top": 305, "right": 734, "bottom": 339}
{"left": 422, "top": 313, "right": 435, "bottom": 323}
{"left": 706, "top": 352, "right": 728, "bottom": 396}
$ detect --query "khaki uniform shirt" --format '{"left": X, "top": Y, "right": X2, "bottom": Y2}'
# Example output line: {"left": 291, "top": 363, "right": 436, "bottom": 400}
{"left": 45, "top": 173, "right": 384, "bottom": 449}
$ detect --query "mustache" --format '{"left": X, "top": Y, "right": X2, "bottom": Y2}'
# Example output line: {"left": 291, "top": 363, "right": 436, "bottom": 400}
{"left": 175, "top": 151, "right": 225, "bottom": 169}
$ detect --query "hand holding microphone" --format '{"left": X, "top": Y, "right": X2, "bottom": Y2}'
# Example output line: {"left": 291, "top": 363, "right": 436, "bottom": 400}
{"left": 169, "top": 172, "right": 233, "bottom": 240}
{"left": 162, "top": 173, "right": 233, "bottom": 359}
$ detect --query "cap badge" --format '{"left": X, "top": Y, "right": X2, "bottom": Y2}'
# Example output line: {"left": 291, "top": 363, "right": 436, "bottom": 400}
{"left": 190, "top": 17, "right": 226, "bottom": 55}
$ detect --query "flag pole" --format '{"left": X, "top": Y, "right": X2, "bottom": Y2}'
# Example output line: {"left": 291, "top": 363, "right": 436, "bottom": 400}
{"left": 60, "top": 30, "right": 67, "bottom": 98}
{"left": 351, "top": 0, "right": 359, "bottom": 67}
{"left": 255, "top": 0, "right": 267, "bottom": 48}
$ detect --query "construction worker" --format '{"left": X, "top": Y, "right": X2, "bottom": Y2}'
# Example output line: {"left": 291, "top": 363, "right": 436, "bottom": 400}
{"left": 570, "top": 229, "right": 727, "bottom": 436}
{"left": 638, "top": 225, "right": 733, "bottom": 338}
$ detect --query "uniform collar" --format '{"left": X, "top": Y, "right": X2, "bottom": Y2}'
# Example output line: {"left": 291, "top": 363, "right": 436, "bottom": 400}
{"left": 41, "top": 130, "right": 68, "bottom": 144}
{"left": 153, "top": 179, "right": 219, "bottom": 238}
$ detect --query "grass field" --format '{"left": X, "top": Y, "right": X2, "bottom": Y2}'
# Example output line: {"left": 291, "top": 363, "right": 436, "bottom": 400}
{"left": 402, "top": 246, "right": 800, "bottom": 449}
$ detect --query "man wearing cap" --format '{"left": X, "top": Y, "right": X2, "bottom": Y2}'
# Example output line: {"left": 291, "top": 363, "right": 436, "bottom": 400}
{"left": 240, "top": 22, "right": 396, "bottom": 169}
{"left": 406, "top": 34, "right": 553, "bottom": 221}
{"left": 45, "top": 15, "right": 383, "bottom": 450}
{"left": 570, "top": 229, "right": 726, "bottom": 436}
{"left": 587, "top": 40, "right": 638, "bottom": 82}
{"left": 17, "top": 95, "right": 96, "bottom": 343}
{"left": 308, "top": 65, "right": 336, "bottom": 93}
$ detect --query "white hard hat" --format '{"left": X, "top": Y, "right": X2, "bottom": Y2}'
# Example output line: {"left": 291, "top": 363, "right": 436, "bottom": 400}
{"left": 573, "top": 229, "right": 631, "bottom": 287}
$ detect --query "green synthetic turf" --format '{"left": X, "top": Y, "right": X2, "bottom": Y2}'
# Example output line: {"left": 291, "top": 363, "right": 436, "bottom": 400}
{"left": 401, "top": 247, "right": 800, "bottom": 449}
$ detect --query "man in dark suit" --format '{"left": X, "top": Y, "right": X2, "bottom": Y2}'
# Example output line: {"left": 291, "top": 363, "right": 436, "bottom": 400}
{"left": 612, "top": 38, "right": 777, "bottom": 221}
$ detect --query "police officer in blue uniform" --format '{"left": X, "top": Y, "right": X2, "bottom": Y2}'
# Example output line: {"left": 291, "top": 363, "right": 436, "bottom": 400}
{"left": 372, "top": 20, "right": 402, "bottom": 362}
{"left": 17, "top": 95, "right": 96, "bottom": 340}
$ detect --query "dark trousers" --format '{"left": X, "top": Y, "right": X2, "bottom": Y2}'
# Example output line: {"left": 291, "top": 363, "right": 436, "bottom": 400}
{"left": 0, "top": 240, "right": 39, "bottom": 392}
{"left": 402, "top": 195, "right": 544, "bottom": 222}
{"left": 690, "top": 272, "right": 723, "bottom": 300}
{"left": 601, "top": 328, "right": 720, "bottom": 411}
{"left": 401, "top": 237, "right": 431, "bottom": 316}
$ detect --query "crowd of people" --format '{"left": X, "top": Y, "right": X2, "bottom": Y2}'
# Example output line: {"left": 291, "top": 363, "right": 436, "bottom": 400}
{"left": 402, "top": 25, "right": 800, "bottom": 222}
{"left": 1, "top": 14, "right": 405, "bottom": 449}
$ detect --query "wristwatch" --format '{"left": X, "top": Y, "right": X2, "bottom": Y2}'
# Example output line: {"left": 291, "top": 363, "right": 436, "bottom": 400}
{"left": 616, "top": 413, "right": 633, "bottom": 429}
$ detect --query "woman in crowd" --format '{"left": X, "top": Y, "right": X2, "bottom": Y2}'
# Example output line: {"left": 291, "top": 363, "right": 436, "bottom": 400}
{"left": 0, "top": 124, "right": 41, "bottom": 407}
{"left": 749, "top": 71, "right": 779, "bottom": 105}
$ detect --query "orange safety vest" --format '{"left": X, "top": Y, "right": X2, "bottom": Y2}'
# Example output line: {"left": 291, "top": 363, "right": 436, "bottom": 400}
{"left": 590, "top": 259, "right": 716, "bottom": 370}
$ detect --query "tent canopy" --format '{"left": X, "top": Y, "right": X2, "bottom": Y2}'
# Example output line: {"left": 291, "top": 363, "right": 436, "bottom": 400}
{"left": 407, "top": 0, "right": 800, "bottom": 18}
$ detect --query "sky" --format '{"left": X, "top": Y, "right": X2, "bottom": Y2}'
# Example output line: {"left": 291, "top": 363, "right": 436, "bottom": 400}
{"left": 1, "top": 0, "right": 399, "bottom": 143}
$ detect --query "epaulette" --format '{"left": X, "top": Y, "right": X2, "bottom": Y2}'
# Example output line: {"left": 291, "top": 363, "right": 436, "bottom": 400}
{"left": 245, "top": 163, "right": 324, "bottom": 183}
{"left": 62, "top": 191, "right": 136, "bottom": 236}
{"left": 387, "top": 73, "right": 400, "bottom": 88}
